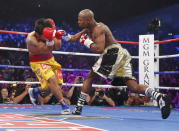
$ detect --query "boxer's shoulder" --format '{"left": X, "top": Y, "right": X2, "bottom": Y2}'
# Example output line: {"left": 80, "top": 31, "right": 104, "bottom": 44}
{"left": 27, "top": 32, "right": 36, "bottom": 41}
{"left": 95, "top": 23, "right": 107, "bottom": 30}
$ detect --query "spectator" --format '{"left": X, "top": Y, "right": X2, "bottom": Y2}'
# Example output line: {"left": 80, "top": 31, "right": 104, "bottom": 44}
{"left": 67, "top": 76, "right": 90, "bottom": 105}
{"left": 0, "top": 87, "right": 13, "bottom": 104}
{"left": 0, "top": 84, "right": 30, "bottom": 104}
{"left": 12, "top": 84, "right": 31, "bottom": 104}
{"left": 125, "top": 93, "right": 144, "bottom": 106}
{"left": 108, "top": 88, "right": 129, "bottom": 106}
{"left": 89, "top": 87, "right": 115, "bottom": 107}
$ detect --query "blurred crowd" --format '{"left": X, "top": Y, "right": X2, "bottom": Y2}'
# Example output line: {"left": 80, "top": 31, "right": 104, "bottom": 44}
{"left": 0, "top": 16, "right": 179, "bottom": 108}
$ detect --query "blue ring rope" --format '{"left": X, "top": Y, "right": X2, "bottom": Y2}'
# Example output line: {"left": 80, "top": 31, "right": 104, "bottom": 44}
{"left": 0, "top": 64, "right": 179, "bottom": 74}
{"left": 0, "top": 65, "right": 90, "bottom": 72}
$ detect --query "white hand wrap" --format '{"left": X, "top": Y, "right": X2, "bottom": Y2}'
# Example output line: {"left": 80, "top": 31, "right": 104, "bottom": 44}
{"left": 62, "top": 34, "right": 71, "bottom": 41}
{"left": 83, "top": 38, "right": 93, "bottom": 48}
{"left": 46, "top": 40, "right": 55, "bottom": 46}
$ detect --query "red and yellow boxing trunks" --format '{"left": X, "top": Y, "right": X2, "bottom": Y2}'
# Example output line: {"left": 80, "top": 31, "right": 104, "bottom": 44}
{"left": 30, "top": 54, "right": 63, "bottom": 90}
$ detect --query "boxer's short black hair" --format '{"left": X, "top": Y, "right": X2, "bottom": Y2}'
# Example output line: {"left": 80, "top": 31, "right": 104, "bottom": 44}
{"left": 34, "top": 18, "right": 52, "bottom": 35}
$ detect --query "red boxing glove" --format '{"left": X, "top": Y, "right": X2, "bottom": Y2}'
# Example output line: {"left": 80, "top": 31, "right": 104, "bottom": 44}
{"left": 42, "top": 27, "right": 56, "bottom": 41}
{"left": 80, "top": 34, "right": 94, "bottom": 48}
{"left": 55, "top": 30, "right": 66, "bottom": 40}
{"left": 42, "top": 27, "right": 56, "bottom": 46}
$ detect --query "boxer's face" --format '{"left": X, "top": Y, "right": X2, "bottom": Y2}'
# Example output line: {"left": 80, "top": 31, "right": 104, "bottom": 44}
{"left": 36, "top": 30, "right": 47, "bottom": 42}
{"left": 78, "top": 15, "right": 89, "bottom": 28}
{"left": 40, "top": 35, "right": 47, "bottom": 41}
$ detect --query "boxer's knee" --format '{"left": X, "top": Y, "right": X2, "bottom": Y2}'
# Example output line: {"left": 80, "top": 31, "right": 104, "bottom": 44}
{"left": 126, "top": 79, "right": 139, "bottom": 90}
{"left": 126, "top": 80, "right": 146, "bottom": 92}
{"left": 48, "top": 75, "right": 58, "bottom": 86}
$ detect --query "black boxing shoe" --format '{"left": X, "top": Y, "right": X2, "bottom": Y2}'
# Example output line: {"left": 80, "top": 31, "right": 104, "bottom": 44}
{"left": 157, "top": 94, "right": 171, "bottom": 119}
{"left": 72, "top": 106, "right": 82, "bottom": 115}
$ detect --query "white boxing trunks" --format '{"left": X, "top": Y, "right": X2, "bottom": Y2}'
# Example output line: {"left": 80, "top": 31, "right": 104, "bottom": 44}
{"left": 92, "top": 44, "right": 135, "bottom": 82}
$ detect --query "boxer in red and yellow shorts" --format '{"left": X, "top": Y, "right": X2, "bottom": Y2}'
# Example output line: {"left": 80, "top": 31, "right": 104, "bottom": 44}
{"left": 30, "top": 54, "right": 63, "bottom": 90}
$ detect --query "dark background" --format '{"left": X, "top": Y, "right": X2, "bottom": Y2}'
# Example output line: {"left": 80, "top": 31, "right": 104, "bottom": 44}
{"left": 0, "top": 0, "right": 178, "bottom": 25}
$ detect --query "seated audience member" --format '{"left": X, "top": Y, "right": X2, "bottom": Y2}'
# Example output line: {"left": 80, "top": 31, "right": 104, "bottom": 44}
{"left": 125, "top": 93, "right": 144, "bottom": 106}
{"left": 108, "top": 88, "right": 129, "bottom": 106}
{"left": 0, "top": 87, "right": 13, "bottom": 104}
{"left": 67, "top": 76, "right": 90, "bottom": 105}
{"left": 142, "top": 96, "right": 154, "bottom": 106}
{"left": 13, "top": 84, "right": 31, "bottom": 104}
{"left": 89, "top": 87, "right": 115, "bottom": 107}
{"left": 0, "top": 84, "right": 30, "bottom": 104}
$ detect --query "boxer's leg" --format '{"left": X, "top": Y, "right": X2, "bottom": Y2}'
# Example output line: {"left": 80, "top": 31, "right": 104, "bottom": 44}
{"left": 72, "top": 71, "right": 97, "bottom": 115}
{"left": 126, "top": 80, "right": 171, "bottom": 119}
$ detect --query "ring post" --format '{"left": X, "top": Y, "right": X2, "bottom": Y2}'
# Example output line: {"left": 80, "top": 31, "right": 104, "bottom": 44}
{"left": 139, "top": 35, "right": 157, "bottom": 105}
{"left": 139, "top": 35, "right": 154, "bottom": 87}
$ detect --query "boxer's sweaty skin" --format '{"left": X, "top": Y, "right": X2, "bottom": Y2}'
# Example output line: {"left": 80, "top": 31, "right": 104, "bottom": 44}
{"left": 26, "top": 31, "right": 61, "bottom": 56}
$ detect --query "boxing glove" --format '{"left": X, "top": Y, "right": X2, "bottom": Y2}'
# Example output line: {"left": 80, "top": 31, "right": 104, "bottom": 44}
{"left": 55, "top": 30, "right": 66, "bottom": 40}
{"left": 42, "top": 27, "right": 56, "bottom": 46}
{"left": 79, "top": 34, "right": 93, "bottom": 48}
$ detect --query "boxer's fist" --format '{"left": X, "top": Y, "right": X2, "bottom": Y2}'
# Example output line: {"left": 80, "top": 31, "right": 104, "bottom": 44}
{"left": 42, "top": 27, "right": 56, "bottom": 46}
{"left": 62, "top": 33, "right": 71, "bottom": 41}
{"left": 55, "top": 30, "right": 66, "bottom": 40}
{"left": 79, "top": 34, "right": 93, "bottom": 48}
{"left": 42, "top": 27, "right": 56, "bottom": 41}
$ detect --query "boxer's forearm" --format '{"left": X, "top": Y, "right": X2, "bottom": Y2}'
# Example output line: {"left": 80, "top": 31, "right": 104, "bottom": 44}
{"left": 69, "top": 29, "right": 88, "bottom": 42}
{"left": 53, "top": 38, "right": 62, "bottom": 49}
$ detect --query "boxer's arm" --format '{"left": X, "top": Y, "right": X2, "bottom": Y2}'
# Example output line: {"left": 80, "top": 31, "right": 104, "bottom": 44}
{"left": 53, "top": 38, "right": 62, "bottom": 49}
{"left": 26, "top": 35, "right": 53, "bottom": 52}
{"left": 69, "top": 29, "right": 88, "bottom": 42}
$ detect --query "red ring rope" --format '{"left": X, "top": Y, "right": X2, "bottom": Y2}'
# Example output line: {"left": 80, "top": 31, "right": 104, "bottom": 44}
{"left": 0, "top": 30, "right": 28, "bottom": 35}
{"left": 0, "top": 30, "right": 179, "bottom": 45}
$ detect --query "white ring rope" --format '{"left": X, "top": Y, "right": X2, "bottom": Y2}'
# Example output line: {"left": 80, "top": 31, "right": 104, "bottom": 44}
{"left": 155, "top": 87, "right": 179, "bottom": 90}
{"left": 0, "top": 80, "right": 179, "bottom": 90}
{"left": 0, "top": 47, "right": 139, "bottom": 58}
{"left": 1, "top": 46, "right": 179, "bottom": 59}
{"left": 0, "top": 47, "right": 99, "bottom": 57}
{"left": 155, "top": 54, "right": 179, "bottom": 59}
{"left": 0, "top": 80, "right": 126, "bottom": 88}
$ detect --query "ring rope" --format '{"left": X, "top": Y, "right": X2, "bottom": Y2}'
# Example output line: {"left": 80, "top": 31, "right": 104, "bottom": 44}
{"left": 0, "top": 47, "right": 139, "bottom": 58}
{"left": 0, "top": 47, "right": 100, "bottom": 57}
{"left": 0, "top": 80, "right": 126, "bottom": 88}
{"left": 2, "top": 46, "right": 179, "bottom": 59}
{"left": 0, "top": 80, "right": 179, "bottom": 90}
{"left": 155, "top": 87, "right": 179, "bottom": 90}
{"left": 0, "top": 30, "right": 28, "bottom": 35}
{"left": 1, "top": 64, "right": 179, "bottom": 74}
{"left": 0, "top": 30, "right": 179, "bottom": 44}
{"left": 0, "top": 64, "right": 91, "bottom": 72}
{"left": 155, "top": 54, "right": 179, "bottom": 59}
